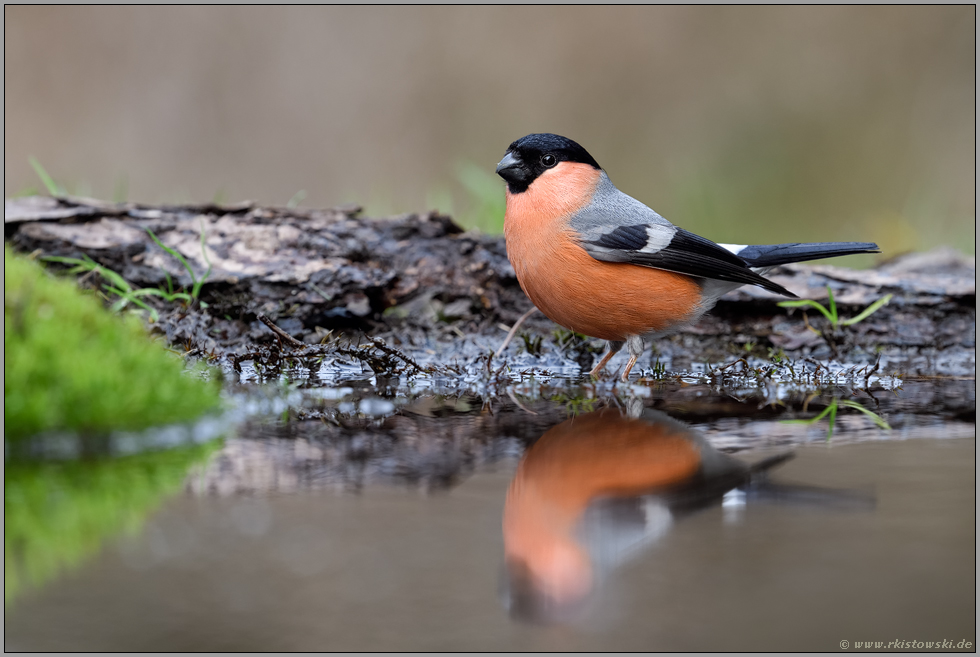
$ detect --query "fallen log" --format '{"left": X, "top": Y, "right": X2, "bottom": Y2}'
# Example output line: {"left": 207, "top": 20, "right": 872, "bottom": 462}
{"left": 5, "top": 195, "right": 975, "bottom": 379}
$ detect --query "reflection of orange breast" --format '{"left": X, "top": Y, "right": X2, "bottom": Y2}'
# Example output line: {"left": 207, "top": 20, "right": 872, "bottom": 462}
{"left": 506, "top": 409, "right": 702, "bottom": 518}
{"left": 502, "top": 409, "right": 702, "bottom": 601}
{"left": 503, "top": 164, "right": 703, "bottom": 341}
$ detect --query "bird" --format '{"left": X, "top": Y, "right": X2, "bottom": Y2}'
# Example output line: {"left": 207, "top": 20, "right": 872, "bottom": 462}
{"left": 501, "top": 406, "right": 799, "bottom": 622}
{"left": 495, "top": 133, "right": 880, "bottom": 381}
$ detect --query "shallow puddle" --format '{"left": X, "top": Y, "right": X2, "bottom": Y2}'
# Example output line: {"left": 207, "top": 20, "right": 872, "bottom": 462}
{"left": 4, "top": 376, "right": 975, "bottom": 651}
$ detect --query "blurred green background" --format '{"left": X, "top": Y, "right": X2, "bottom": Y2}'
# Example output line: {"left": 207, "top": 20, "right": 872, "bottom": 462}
{"left": 4, "top": 6, "right": 975, "bottom": 262}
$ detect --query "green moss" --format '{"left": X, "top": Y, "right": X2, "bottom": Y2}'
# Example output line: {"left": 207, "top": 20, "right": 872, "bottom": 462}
{"left": 5, "top": 441, "right": 220, "bottom": 605}
{"left": 3, "top": 245, "right": 221, "bottom": 440}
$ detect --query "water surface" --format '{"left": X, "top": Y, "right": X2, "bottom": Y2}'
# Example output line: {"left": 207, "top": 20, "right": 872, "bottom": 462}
{"left": 4, "top": 378, "right": 975, "bottom": 651}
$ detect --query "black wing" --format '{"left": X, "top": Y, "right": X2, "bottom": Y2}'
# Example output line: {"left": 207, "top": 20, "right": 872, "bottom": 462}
{"left": 582, "top": 225, "right": 796, "bottom": 297}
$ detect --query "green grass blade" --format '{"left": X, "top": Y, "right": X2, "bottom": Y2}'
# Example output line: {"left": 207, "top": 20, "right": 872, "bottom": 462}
{"left": 101, "top": 285, "right": 159, "bottom": 321}
{"left": 287, "top": 190, "right": 306, "bottom": 208}
{"left": 129, "top": 288, "right": 179, "bottom": 302}
{"left": 39, "top": 256, "right": 91, "bottom": 276}
{"left": 145, "top": 228, "right": 198, "bottom": 288}
{"left": 777, "top": 299, "right": 836, "bottom": 324}
{"left": 781, "top": 403, "right": 836, "bottom": 426}
{"left": 40, "top": 255, "right": 86, "bottom": 266}
{"left": 825, "top": 402, "right": 838, "bottom": 440}
{"left": 100, "top": 284, "right": 133, "bottom": 299}
{"left": 28, "top": 157, "right": 64, "bottom": 196}
{"left": 42, "top": 255, "right": 133, "bottom": 293}
{"left": 191, "top": 220, "right": 212, "bottom": 299}
{"left": 826, "top": 286, "right": 838, "bottom": 326}
{"left": 92, "top": 265, "right": 131, "bottom": 294}
{"left": 109, "top": 296, "right": 130, "bottom": 313}
{"left": 840, "top": 294, "right": 893, "bottom": 327}
{"left": 839, "top": 400, "right": 892, "bottom": 429}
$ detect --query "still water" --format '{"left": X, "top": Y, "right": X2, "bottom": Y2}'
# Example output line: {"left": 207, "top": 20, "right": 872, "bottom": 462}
{"left": 4, "top": 378, "right": 975, "bottom": 651}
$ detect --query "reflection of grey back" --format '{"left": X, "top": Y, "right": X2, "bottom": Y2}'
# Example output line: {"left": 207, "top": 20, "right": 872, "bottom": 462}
{"left": 502, "top": 407, "right": 876, "bottom": 623}
{"left": 577, "top": 409, "right": 873, "bottom": 579}
{"left": 576, "top": 409, "right": 755, "bottom": 580}
{"left": 580, "top": 497, "right": 674, "bottom": 574}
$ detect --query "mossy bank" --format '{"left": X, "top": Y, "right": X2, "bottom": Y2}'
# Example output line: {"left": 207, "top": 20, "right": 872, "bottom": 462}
{"left": 4, "top": 244, "right": 221, "bottom": 440}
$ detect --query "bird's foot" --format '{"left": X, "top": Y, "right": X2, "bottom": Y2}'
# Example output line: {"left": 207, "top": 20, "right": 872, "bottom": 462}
{"left": 619, "top": 355, "right": 639, "bottom": 382}
{"left": 618, "top": 336, "right": 644, "bottom": 382}
{"left": 588, "top": 340, "right": 625, "bottom": 379}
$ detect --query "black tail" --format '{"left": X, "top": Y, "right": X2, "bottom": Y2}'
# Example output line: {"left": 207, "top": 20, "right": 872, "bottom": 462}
{"left": 748, "top": 451, "right": 796, "bottom": 475}
{"left": 742, "top": 451, "right": 876, "bottom": 511}
{"left": 738, "top": 242, "right": 880, "bottom": 268}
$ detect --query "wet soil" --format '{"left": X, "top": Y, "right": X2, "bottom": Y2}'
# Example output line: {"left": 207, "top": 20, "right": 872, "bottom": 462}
{"left": 5, "top": 195, "right": 976, "bottom": 384}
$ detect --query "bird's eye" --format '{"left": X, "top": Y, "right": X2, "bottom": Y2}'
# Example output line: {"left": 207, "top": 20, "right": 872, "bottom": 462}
{"left": 541, "top": 154, "right": 557, "bottom": 168}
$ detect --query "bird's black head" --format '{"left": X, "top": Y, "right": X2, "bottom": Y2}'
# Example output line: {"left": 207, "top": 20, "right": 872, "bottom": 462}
{"left": 495, "top": 133, "right": 602, "bottom": 194}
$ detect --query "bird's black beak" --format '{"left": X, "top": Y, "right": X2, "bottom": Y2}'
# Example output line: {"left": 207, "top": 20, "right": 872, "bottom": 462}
{"left": 495, "top": 151, "right": 522, "bottom": 176}
{"left": 496, "top": 150, "right": 533, "bottom": 192}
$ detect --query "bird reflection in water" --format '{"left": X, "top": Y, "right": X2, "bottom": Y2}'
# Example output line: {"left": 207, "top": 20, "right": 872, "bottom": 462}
{"left": 501, "top": 405, "right": 870, "bottom": 623}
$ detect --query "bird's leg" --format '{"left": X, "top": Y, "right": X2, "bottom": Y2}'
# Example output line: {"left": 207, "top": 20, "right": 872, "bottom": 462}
{"left": 619, "top": 335, "right": 645, "bottom": 382}
{"left": 589, "top": 340, "right": 624, "bottom": 378}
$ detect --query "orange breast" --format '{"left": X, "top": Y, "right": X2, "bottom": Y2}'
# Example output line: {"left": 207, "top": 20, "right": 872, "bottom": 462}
{"left": 504, "top": 164, "right": 703, "bottom": 341}
{"left": 501, "top": 409, "right": 702, "bottom": 602}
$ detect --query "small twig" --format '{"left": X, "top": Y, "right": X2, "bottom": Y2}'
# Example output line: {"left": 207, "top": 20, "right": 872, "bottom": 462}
{"left": 506, "top": 388, "right": 538, "bottom": 415}
{"left": 864, "top": 353, "right": 881, "bottom": 386}
{"left": 715, "top": 357, "right": 750, "bottom": 373}
{"left": 370, "top": 338, "right": 424, "bottom": 373}
{"left": 258, "top": 314, "right": 307, "bottom": 349}
{"left": 859, "top": 387, "right": 881, "bottom": 409}
{"left": 804, "top": 357, "right": 825, "bottom": 377}
{"left": 495, "top": 307, "right": 539, "bottom": 355}
{"left": 232, "top": 348, "right": 274, "bottom": 373}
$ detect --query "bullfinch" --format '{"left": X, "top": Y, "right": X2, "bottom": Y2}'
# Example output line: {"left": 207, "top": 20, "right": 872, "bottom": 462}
{"left": 500, "top": 405, "right": 871, "bottom": 623}
{"left": 495, "top": 133, "right": 880, "bottom": 380}
{"left": 501, "top": 406, "right": 795, "bottom": 623}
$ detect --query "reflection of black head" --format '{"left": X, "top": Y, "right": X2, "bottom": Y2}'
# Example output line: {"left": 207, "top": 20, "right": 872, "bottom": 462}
{"left": 499, "top": 558, "right": 591, "bottom": 625}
